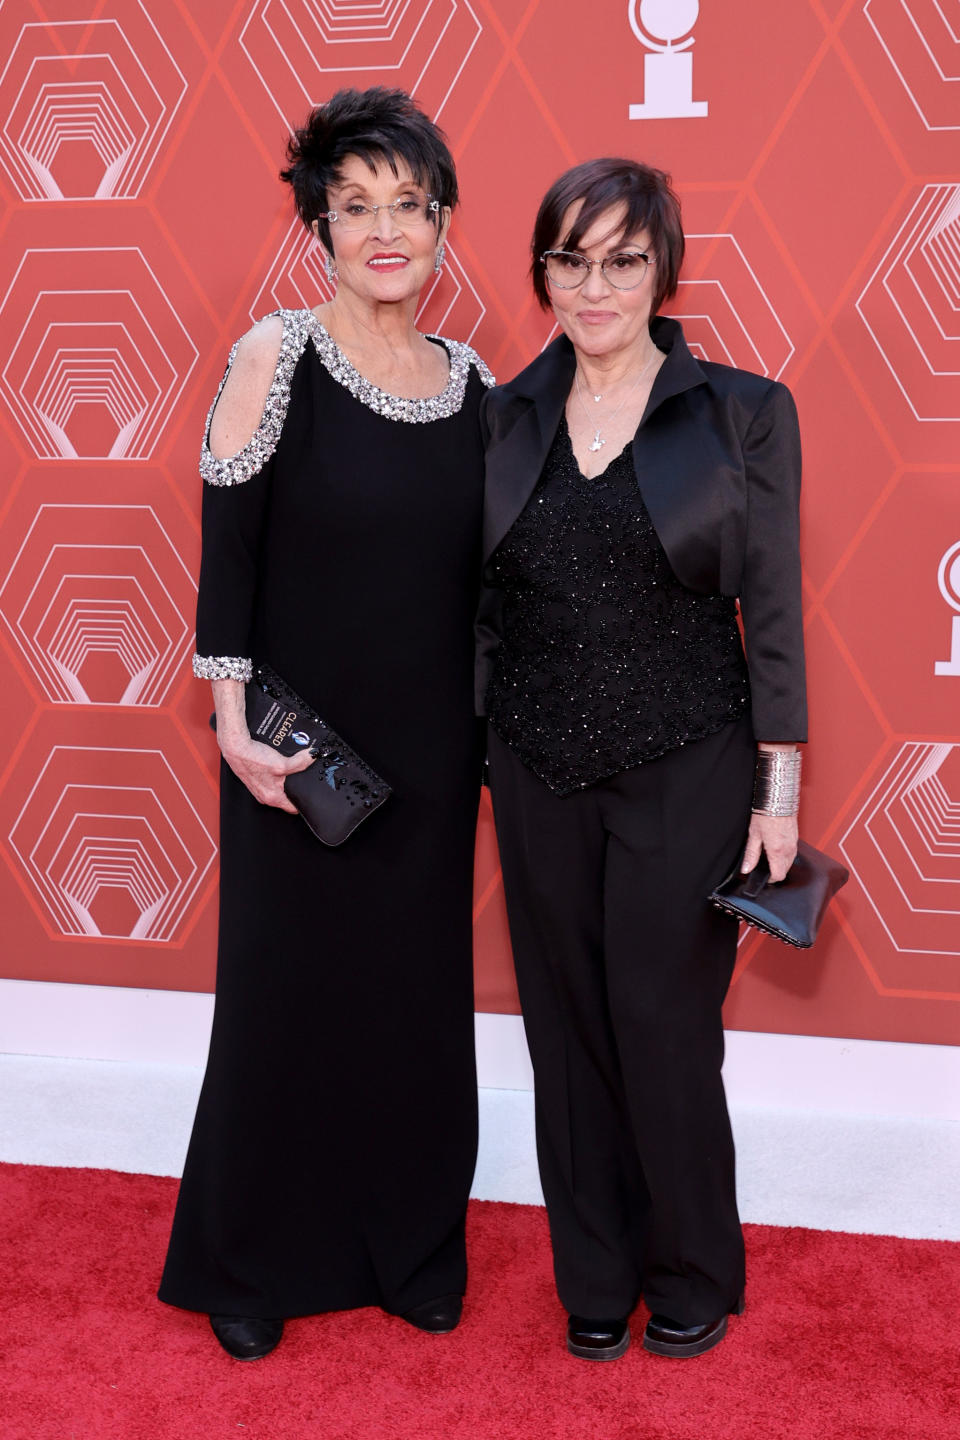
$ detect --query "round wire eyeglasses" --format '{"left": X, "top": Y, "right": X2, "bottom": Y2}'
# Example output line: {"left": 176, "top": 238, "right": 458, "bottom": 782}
{"left": 541, "top": 249, "right": 653, "bottom": 291}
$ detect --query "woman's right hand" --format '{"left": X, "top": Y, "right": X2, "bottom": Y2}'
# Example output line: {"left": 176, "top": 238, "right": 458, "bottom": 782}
{"left": 219, "top": 732, "right": 316, "bottom": 813}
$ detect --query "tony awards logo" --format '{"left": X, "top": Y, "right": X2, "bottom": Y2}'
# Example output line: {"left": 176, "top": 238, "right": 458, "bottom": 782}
{"left": 935, "top": 541, "right": 960, "bottom": 677}
{"left": 628, "top": 0, "right": 708, "bottom": 119}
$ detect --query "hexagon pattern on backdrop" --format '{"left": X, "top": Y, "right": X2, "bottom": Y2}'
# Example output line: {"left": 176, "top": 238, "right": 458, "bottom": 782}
{"left": 0, "top": 503, "right": 195, "bottom": 705}
{"left": 857, "top": 184, "right": 960, "bottom": 424}
{"left": 0, "top": 247, "right": 198, "bottom": 459}
{"left": 8, "top": 743, "right": 215, "bottom": 943}
{"left": 237, "top": 0, "right": 483, "bottom": 128}
{"left": 841, "top": 743, "right": 960, "bottom": 967}
{"left": 0, "top": 0, "right": 188, "bottom": 201}
{"left": 863, "top": 0, "right": 960, "bottom": 133}
{"left": 0, "top": 0, "right": 957, "bottom": 1042}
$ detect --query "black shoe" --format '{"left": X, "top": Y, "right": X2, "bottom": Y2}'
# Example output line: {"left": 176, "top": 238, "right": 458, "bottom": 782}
{"left": 566, "top": 1315, "right": 630, "bottom": 1361}
{"left": 643, "top": 1293, "right": 745, "bottom": 1358}
{"left": 400, "top": 1294, "right": 463, "bottom": 1333}
{"left": 209, "top": 1314, "right": 284, "bottom": 1360}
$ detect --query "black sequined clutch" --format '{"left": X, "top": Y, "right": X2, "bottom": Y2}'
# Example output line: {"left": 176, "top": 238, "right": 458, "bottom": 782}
{"left": 244, "top": 664, "right": 391, "bottom": 846}
{"left": 708, "top": 839, "right": 849, "bottom": 948}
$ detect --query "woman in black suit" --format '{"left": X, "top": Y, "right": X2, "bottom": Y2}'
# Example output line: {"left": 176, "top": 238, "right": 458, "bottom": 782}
{"left": 477, "top": 159, "right": 806, "bottom": 1362}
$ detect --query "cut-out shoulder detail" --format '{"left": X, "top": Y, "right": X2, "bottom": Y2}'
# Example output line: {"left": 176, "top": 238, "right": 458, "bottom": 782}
{"left": 235, "top": 312, "right": 284, "bottom": 361}
{"left": 200, "top": 309, "right": 495, "bottom": 486}
{"left": 207, "top": 316, "right": 285, "bottom": 460}
{"left": 200, "top": 310, "right": 313, "bottom": 487}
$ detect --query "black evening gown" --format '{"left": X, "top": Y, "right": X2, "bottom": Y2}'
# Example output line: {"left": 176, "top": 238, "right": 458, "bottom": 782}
{"left": 159, "top": 309, "right": 492, "bottom": 1319}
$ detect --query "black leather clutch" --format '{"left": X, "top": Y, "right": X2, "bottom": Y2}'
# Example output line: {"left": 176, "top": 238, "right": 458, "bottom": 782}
{"left": 708, "top": 839, "right": 849, "bottom": 948}
{"left": 244, "top": 664, "right": 391, "bottom": 846}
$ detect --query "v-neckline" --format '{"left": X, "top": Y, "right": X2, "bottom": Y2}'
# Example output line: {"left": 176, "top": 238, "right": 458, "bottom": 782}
{"left": 561, "top": 414, "right": 634, "bottom": 482}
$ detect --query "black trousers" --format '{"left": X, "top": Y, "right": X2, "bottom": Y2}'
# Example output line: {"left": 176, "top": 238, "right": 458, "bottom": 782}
{"left": 487, "top": 716, "right": 755, "bottom": 1326}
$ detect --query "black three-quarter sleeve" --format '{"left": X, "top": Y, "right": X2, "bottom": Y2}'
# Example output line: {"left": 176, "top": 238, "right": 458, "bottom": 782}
{"left": 193, "top": 460, "right": 274, "bottom": 681}
{"left": 192, "top": 315, "right": 299, "bottom": 683}
{"left": 738, "top": 380, "right": 808, "bottom": 743}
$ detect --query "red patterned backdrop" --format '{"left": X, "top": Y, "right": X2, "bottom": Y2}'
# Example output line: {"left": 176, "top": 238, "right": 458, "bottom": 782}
{"left": 0, "top": 0, "right": 958, "bottom": 1046}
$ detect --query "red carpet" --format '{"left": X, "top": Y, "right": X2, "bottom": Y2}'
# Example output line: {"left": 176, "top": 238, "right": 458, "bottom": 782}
{"left": 2, "top": 1162, "right": 958, "bottom": 1440}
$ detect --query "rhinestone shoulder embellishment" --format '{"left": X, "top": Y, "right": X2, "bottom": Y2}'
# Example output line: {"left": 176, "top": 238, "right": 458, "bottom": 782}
{"left": 467, "top": 347, "right": 496, "bottom": 390}
{"left": 305, "top": 312, "right": 494, "bottom": 419}
{"left": 192, "top": 654, "right": 253, "bottom": 682}
{"left": 199, "top": 309, "right": 312, "bottom": 486}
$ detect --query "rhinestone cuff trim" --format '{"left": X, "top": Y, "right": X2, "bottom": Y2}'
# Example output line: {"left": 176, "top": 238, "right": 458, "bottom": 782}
{"left": 192, "top": 654, "right": 253, "bottom": 682}
{"left": 199, "top": 309, "right": 495, "bottom": 487}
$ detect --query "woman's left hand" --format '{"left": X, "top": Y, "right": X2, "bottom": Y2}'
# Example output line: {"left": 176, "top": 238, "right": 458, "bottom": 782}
{"left": 740, "top": 812, "right": 798, "bottom": 882}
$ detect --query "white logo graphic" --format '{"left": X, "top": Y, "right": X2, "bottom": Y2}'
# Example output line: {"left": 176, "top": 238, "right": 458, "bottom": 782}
{"left": 864, "top": 0, "right": 960, "bottom": 132}
{"left": 628, "top": 0, "right": 708, "bottom": 120}
{"left": 857, "top": 184, "right": 960, "bottom": 424}
{"left": 935, "top": 541, "right": 960, "bottom": 677}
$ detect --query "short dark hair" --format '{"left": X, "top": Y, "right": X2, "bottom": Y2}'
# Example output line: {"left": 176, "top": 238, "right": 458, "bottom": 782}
{"left": 280, "top": 87, "right": 458, "bottom": 252}
{"left": 530, "top": 158, "right": 684, "bottom": 315}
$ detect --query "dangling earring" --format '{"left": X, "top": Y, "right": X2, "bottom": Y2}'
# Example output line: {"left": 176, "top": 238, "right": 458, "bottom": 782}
{"left": 434, "top": 243, "right": 446, "bottom": 274}
{"left": 325, "top": 253, "right": 337, "bottom": 284}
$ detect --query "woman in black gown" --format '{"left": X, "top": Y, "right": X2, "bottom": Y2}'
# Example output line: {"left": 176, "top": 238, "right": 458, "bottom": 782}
{"left": 159, "top": 88, "right": 492, "bottom": 1359}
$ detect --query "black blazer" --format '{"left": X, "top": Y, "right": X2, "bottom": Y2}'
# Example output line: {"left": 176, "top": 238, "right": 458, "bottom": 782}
{"left": 475, "top": 315, "right": 807, "bottom": 743}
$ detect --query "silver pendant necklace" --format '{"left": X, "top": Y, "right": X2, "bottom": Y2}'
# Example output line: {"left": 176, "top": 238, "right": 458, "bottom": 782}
{"left": 575, "top": 346, "right": 661, "bottom": 454}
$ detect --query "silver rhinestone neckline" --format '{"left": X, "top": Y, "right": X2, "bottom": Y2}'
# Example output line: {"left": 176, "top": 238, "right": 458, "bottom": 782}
{"left": 200, "top": 309, "right": 494, "bottom": 488}
{"left": 304, "top": 310, "right": 493, "bottom": 422}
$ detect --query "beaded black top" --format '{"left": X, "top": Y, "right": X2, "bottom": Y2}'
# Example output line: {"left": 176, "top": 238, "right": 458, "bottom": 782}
{"left": 485, "top": 418, "right": 751, "bottom": 794}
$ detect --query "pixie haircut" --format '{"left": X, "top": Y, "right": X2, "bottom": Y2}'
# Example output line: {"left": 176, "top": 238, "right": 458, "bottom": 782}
{"left": 531, "top": 158, "right": 684, "bottom": 316}
{"left": 280, "top": 87, "right": 458, "bottom": 252}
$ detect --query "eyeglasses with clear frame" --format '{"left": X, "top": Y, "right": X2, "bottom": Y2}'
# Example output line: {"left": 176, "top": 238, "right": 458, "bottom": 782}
{"left": 318, "top": 197, "right": 441, "bottom": 232}
{"left": 541, "top": 249, "right": 654, "bottom": 291}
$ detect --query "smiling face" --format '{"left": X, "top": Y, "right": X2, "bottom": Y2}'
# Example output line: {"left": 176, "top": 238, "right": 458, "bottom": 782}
{"left": 546, "top": 202, "right": 657, "bottom": 363}
{"left": 312, "top": 152, "right": 448, "bottom": 307}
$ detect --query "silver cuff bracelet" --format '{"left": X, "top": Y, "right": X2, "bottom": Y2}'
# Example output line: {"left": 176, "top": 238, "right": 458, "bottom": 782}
{"left": 752, "top": 748, "right": 802, "bottom": 817}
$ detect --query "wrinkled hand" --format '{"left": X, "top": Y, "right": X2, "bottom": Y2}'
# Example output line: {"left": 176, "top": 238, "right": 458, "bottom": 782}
{"left": 740, "top": 812, "right": 798, "bottom": 882}
{"left": 219, "top": 732, "right": 315, "bottom": 813}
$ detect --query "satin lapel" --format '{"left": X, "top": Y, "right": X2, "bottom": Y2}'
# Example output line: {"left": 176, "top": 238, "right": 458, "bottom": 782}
{"left": 482, "top": 339, "right": 573, "bottom": 564}
{"left": 630, "top": 318, "right": 716, "bottom": 589}
{"left": 631, "top": 412, "right": 725, "bottom": 591}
